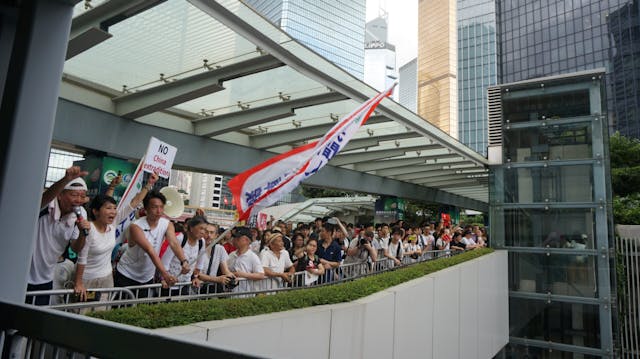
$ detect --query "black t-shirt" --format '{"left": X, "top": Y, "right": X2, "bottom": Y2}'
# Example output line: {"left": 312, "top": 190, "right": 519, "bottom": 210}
{"left": 295, "top": 253, "right": 321, "bottom": 272}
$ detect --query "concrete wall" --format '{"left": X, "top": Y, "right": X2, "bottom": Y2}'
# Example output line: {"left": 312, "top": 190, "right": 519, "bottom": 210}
{"left": 156, "top": 251, "right": 508, "bottom": 359}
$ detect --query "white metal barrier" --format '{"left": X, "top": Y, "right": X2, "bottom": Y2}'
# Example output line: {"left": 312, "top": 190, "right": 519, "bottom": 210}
{"left": 26, "top": 249, "right": 462, "bottom": 312}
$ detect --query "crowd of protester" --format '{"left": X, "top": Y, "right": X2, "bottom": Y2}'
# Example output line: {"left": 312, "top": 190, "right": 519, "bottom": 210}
{"left": 28, "top": 165, "right": 488, "bottom": 307}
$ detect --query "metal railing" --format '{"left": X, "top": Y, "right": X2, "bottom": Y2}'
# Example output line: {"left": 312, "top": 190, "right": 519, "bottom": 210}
{"left": 0, "top": 301, "right": 258, "bottom": 358}
{"left": 616, "top": 237, "right": 640, "bottom": 359}
{"left": 25, "top": 249, "right": 462, "bottom": 312}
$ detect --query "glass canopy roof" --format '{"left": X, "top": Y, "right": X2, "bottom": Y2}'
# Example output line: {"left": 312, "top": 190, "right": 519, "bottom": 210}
{"left": 62, "top": 0, "right": 489, "bottom": 204}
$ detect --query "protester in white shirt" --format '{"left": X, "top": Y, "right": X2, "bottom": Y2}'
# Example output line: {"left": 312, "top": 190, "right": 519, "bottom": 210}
{"left": 386, "top": 228, "right": 404, "bottom": 267}
{"left": 227, "top": 227, "right": 265, "bottom": 293}
{"left": 29, "top": 166, "right": 90, "bottom": 306}
{"left": 161, "top": 215, "right": 208, "bottom": 295}
{"left": 114, "top": 190, "right": 189, "bottom": 297}
{"left": 73, "top": 173, "right": 157, "bottom": 304}
{"left": 260, "top": 232, "right": 294, "bottom": 290}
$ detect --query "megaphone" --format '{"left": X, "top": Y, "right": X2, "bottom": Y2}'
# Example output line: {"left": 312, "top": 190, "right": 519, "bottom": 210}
{"left": 160, "top": 186, "right": 185, "bottom": 218}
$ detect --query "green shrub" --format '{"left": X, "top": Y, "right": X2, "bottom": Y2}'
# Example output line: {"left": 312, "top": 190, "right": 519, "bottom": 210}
{"left": 90, "top": 248, "right": 493, "bottom": 329}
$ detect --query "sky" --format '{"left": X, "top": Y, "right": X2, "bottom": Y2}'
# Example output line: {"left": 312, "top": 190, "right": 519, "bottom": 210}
{"left": 366, "top": 0, "right": 418, "bottom": 68}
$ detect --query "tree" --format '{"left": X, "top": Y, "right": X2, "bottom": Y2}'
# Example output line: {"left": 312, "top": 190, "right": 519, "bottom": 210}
{"left": 610, "top": 132, "right": 640, "bottom": 224}
{"left": 300, "top": 185, "right": 359, "bottom": 198}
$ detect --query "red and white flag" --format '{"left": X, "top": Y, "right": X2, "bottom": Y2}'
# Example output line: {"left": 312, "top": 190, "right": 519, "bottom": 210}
{"left": 229, "top": 85, "right": 396, "bottom": 221}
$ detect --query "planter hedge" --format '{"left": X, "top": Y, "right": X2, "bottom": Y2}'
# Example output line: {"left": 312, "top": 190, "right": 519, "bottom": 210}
{"left": 90, "top": 248, "right": 494, "bottom": 329}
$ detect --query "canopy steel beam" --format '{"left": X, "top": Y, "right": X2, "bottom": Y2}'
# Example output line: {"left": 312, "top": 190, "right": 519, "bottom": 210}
{"left": 397, "top": 168, "right": 488, "bottom": 182}
{"left": 249, "top": 115, "right": 391, "bottom": 149}
{"left": 67, "top": 0, "right": 165, "bottom": 59}
{"left": 113, "top": 55, "right": 284, "bottom": 119}
{"left": 375, "top": 162, "right": 477, "bottom": 177}
{"left": 187, "top": 0, "right": 488, "bottom": 167}
{"left": 195, "top": 91, "right": 347, "bottom": 137}
{"left": 54, "top": 99, "right": 488, "bottom": 211}
{"left": 354, "top": 158, "right": 428, "bottom": 172}
{"left": 342, "top": 131, "right": 420, "bottom": 152}
{"left": 423, "top": 179, "right": 485, "bottom": 187}
{"left": 330, "top": 145, "right": 439, "bottom": 166}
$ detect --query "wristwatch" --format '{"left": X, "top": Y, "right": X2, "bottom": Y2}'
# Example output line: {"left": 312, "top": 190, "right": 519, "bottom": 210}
{"left": 181, "top": 259, "right": 189, "bottom": 266}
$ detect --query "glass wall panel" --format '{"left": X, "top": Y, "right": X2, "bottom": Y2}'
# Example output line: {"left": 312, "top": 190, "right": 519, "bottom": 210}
{"left": 509, "top": 298, "right": 601, "bottom": 349}
{"left": 503, "top": 207, "right": 595, "bottom": 248}
{"left": 502, "top": 89, "right": 591, "bottom": 123}
{"left": 504, "top": 122, "right": 592, "bottom": 161}
{"left": 503, "top": 165, "right": 594, "bottom": 203}
{"left": 509, "top": 252, "right": 598, "bottom": 297}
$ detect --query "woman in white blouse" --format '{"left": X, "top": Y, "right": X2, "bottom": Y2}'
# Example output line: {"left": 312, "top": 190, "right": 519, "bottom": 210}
{"left": 73, "top": 173, "right": 157, "bottom": 304}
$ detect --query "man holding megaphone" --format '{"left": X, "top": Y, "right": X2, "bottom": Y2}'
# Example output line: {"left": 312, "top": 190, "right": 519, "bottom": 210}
{"left": 114, "top": 175, "right": 190, "bottom": 298}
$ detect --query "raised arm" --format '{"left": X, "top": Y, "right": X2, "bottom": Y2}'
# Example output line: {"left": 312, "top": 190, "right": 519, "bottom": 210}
{"left": 41, "top": 166, "right": 88, "bottom": 208}
{"left": 334, "top": 217, "right": 349, "bottom": 239}
{"left": 127, "top": 172, "right": 158, "bottom": 209}
{"left": 104, "top": 174, "right": 122, "bottom": 198}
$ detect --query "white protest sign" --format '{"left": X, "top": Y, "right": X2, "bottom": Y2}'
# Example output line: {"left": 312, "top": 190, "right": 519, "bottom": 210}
{"left": 143, "top": 137, "right": 177, "bottom": 178}
{"left": 114, "top": 137, "right": 177, "bottom": 244}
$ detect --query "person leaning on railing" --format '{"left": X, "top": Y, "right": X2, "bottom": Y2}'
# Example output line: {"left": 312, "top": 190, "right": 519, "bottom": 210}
{"left": 385, "top": 228, "right": 405, "bottom": 267}
{"left": 293, "top": 237, "right": 325, "bottom": 286}
{"left": 160, "top": 215, "right": 208, "bottom": 296}
{"left": 114, "top": 188, "right": 190, "bottom": 298}
{"left": 227, "top": 227, "right": 265, "bottom": 293}
{"left": 449, "top": 232, "right": 466, "bottom": 252}
{"left": 73, "top": 172, "right": 157, "bottom": 304}
{"left": 192, "top": 231, "right": 235, "bottom": 295}
{"left": 260, "top": 232, "right": 295, "bottom": 290}
{"left": 344, "top": 230, "right": 377, "bottom": 266}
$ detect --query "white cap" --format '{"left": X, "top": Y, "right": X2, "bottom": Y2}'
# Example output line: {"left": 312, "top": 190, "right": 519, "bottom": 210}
{"left": 63, "top": 177, "right": 87, "bottom": 191}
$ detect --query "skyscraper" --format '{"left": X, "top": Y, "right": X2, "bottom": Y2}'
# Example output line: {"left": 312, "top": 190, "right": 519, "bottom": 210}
{"left": 245, "top": 0, "right": 366, "bottom": 79}
{"left": 399, "top": 58, "right": 417, "bottom": 112}
{"left": 364, "top": 13, "right": 398, "bottom": 93}
{"left": 457, "top": 0, "right": 497, "bottom": 156}
{"left": 417, "top": 0, "right": 458, "bottom": 138}
{"left": 495, "top": 0, "right": 640, "bottom": 139}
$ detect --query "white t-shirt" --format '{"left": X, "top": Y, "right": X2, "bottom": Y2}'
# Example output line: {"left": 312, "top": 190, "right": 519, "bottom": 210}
{"left": 76, "top": 205, "right": 132, "bottom": 281}
{"left": 436, "top": 238, "right": 450, "bottom": 250}
{"left": 388, "top": 241, "right": 404, "bottom": 260}
{"left": 116, "top": 217, "right": 170, "bottom": 283}
{"left": 344, "top": 238, "right": 369, "bottom": 264}
{"left": 197, "top": 244, "right": 229, "bottom": 277}
{"left": 162, "top": 238, "right": 205, "bottom": 283}
{"left": 260, "top": 248, "right": 293, "bottom": 288}
{"left": 29, "top": 199, "right": 86, "bottom": 285}
{"left": 463, "top": 236, "right": 476, "bottom": 247}
{"left": 228, "top": 249, "right": 264, "bottom": 292}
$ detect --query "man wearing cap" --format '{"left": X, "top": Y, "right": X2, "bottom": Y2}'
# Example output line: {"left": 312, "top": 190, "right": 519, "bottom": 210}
{"left": 29, "top": 166, "right": 91, "bottom": 305}
{"left": 227, "top": 227, "right": 265, "bottom": 293}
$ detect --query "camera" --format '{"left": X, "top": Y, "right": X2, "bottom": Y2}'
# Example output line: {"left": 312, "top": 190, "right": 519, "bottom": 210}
{"left": 359, "top": 236, "right": 368, "bottom": 246}
{"left": 225, "top": 277, "right": 239, "bottom": 290}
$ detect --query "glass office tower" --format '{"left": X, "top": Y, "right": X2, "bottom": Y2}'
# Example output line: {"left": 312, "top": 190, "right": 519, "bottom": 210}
{"left": 417, "top": 0, "right": 458, "bottom": 138}
{"left": 245, "top": 0, "right": 365, "bottom": 79}
{"left": 457, "top": 0, "right": 498, "bottom": 156}
{"left": 489, "top": 71, "right": 616, "bottom": 357}
{"left": 496, "top": 0, "right": 640, "bottom": 139}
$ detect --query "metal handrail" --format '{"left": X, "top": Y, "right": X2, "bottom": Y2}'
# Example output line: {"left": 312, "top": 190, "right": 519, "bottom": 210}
{"left": 0, "top": 301, "right": 258, "bottom": 358}
{"left": 26, "top": 249, "right": 467, "bottom": 312}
